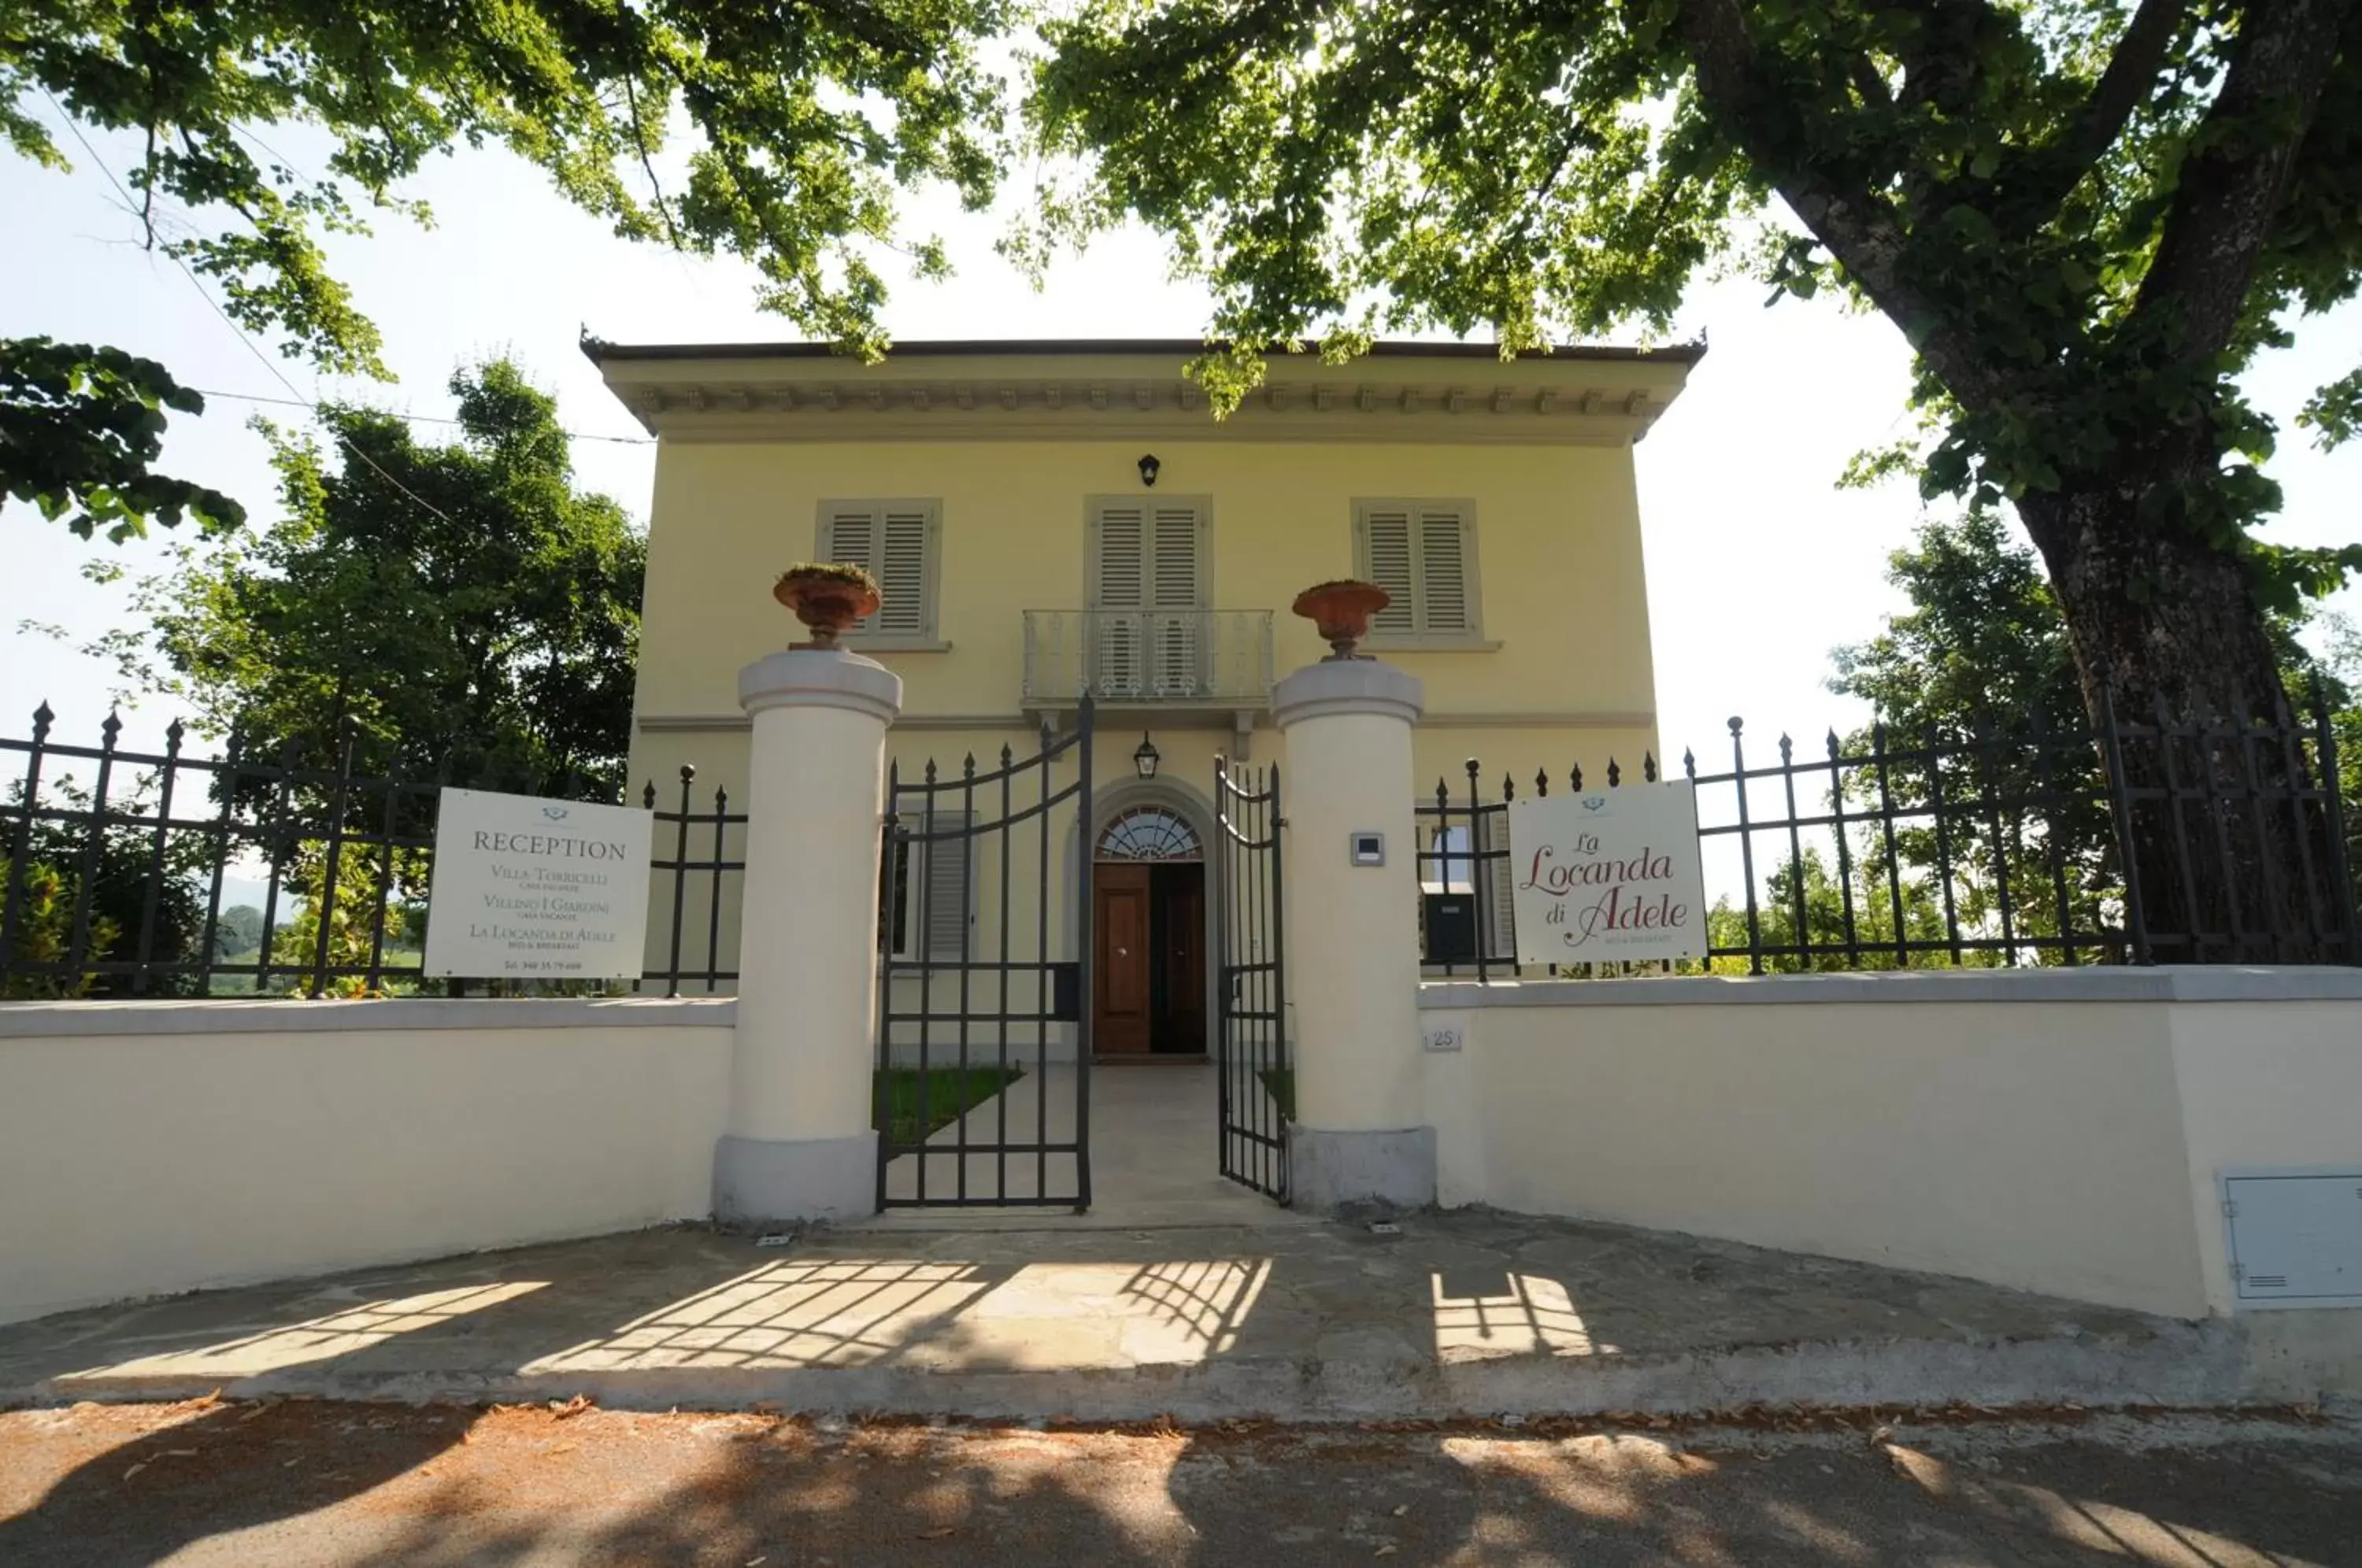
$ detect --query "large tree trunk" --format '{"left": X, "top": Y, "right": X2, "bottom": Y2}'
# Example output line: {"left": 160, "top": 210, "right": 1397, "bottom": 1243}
{"left": 2017, "top": 484, "right": 2356, "bottom": 963}
{"left": 1672, "top": 0, "right": 2360, "bottom": 962}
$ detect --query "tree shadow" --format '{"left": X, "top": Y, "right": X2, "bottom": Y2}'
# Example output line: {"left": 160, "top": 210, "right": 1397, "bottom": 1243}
{"left": 117, "top": 1413, "right": 2345, "bottom": 1568}
{"left": 0, "top": 1400, "right": 470, "bottom": 1568}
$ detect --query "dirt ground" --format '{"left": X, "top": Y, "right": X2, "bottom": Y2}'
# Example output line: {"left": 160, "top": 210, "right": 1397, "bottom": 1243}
{"left": 2, "top": 1399, "right": 2357, "bottom": 1566}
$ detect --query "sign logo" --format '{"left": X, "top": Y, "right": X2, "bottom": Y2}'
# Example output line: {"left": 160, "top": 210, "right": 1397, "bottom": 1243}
{"left": 542, "top": 805, "right": 571, "bottom": 821}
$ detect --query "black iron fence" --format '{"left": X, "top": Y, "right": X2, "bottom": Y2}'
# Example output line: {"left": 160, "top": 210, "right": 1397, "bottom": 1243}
{"left": 1, "top": 705, "right": 742, "bottom": 999}
{"left": 13, "top": 682, "right": 2357, "bottom": 997}
{"left": 1418, "top": 689, "right": 2359, "bottom": 979}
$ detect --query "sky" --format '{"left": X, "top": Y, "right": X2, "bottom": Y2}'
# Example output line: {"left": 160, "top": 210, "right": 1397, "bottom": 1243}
{"left": 6, "top": 114, "right": 2360, "bottom": 778}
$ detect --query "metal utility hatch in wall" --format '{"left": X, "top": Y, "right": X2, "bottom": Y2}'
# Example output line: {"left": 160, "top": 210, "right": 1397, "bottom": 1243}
{"left": 2221, "top": 1170, "right": 2362, "bottom": 1307}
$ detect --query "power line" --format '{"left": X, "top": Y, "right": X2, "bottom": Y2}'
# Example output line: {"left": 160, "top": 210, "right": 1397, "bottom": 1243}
{"left": 40, "top": 95, "right": 474, "bottom": 526}
{"left": 191, "top": 386, "right": 653, "bottom": 445}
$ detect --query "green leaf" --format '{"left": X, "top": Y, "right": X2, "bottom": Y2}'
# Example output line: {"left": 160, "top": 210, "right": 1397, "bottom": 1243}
{"left": 0, "top": 338, "right": 246, "bottom": 539}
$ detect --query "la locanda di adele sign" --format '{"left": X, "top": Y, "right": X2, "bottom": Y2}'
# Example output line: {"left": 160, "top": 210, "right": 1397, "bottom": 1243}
{"left": 1505, "top": 785, "right": 1709, "bottom": 964}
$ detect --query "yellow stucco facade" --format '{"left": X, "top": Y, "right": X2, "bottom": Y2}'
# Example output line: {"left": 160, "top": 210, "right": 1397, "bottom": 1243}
{"left": 591, "top": 338, "right": 1697, "bottom": 1005}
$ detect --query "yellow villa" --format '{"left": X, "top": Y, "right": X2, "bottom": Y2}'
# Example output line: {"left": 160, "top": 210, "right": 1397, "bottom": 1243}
{"left": 589, "top": 337, "right": 1698, "bottom": 1063}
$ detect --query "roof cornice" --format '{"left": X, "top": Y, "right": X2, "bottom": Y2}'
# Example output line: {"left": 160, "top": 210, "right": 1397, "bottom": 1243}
{"left": 580, "top": 335, "right": 1705, "bottom": 366}
{"left": 583, "top": 337, "right": 1704, "bottom": 446}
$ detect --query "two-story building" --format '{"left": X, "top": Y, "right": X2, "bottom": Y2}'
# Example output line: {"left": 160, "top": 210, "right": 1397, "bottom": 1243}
{"left": 590, "top": 338, "right": 1697, "bottom": 1063}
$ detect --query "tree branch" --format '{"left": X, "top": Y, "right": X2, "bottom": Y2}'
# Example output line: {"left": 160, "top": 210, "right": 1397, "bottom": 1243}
{"left": 2133, "top": 0, "right": 2351, "bottom": 355}
{"left": 620, "top": 73, "right": 685, "bottom": 249}
{"left": 1997, "top": 0, "right": 2189, "bottom": 225}
{"left": 1675, "top": 0, "right": 2009, "bottom": 409}
{"left": 1891, "top": 0, "right": 1994, "bottom": 120}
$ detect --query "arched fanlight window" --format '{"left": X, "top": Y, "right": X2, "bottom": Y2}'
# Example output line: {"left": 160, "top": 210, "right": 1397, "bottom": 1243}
{"left": 1095, "top": 805, "right": 1203, "bottom": 862}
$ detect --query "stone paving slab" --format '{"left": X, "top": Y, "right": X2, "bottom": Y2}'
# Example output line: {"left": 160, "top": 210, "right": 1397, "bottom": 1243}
{"left": 6, "top": 1209, "right": 2347, "bottom": 1421}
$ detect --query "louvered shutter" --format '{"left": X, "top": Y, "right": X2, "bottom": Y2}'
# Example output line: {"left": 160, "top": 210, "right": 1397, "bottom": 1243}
{"left": 923, "top": 811, "right": 973, "bottom": 959}
{"left": 1476, "top": 808, "right": 1516, "bottom": 962}
{"left": 1094, "top": 503, "right": 1147, "bottom": 696}
{"left": 820, "top": 503, "right": 879, "bottom": 572}
{"left": 1357, "top": 503, "right": 1476, "bottom": 637}
{"left": 1416, "top": 507, "right": 1472, "bottom": 635}
{"left": 1148, "top": 503, "right": 1205, "bottom": 695}
{"left": 820, "top": 502, "right": 934, "bottom": 637}
{"left": 875, "top": 505, "right": 931, "bottom": 636}
{"left": 893, "top": 792, "right": 973, "bottom": 960}
{"left": 1359, "top": 508, "right": 1417, "bottom": 637}
{"left": 1096, "top": 504, "right": 1147, "bottom": 608}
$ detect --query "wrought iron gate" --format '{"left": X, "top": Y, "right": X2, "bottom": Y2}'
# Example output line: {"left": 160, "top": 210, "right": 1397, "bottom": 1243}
{"left": 876, "top": 701, "right": 1094, "bottom": 1208}
{"left": 1214, "top": 756, "right": 1287, "bottom": 1200}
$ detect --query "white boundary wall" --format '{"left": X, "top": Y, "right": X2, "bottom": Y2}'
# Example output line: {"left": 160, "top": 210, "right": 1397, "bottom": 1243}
{"left": 0, "top": 999, "right": 734, "bottom": 1326}
{"left": 1420, "top": 968, "right": 2362, "bottom": 1319}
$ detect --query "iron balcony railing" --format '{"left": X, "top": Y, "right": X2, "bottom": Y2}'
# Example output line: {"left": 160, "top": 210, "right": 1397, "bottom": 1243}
{"left": 1021, "top": 609, "right": 1275, "bottom": 706}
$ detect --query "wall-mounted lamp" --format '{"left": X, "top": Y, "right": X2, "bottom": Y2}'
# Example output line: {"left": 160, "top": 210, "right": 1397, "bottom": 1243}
{"left": 1137, "top": 453, "right": 1161, "bottom": 488}
{"left": 1133, "top": 732, "right": 1161, "bottom": 780}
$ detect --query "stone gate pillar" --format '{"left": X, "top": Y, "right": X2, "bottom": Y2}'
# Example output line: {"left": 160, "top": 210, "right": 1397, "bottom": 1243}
{"left": 1272, "top": 658, "right": 1433, "bottom": 1210}
{"left": 714, "top": 647, "right": 901, "bottom": 1226}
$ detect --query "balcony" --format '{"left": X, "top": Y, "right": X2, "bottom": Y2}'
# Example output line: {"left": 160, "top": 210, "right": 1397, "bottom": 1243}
{"left": 1021, "top": 609, "right": 1275, "bottom": 713}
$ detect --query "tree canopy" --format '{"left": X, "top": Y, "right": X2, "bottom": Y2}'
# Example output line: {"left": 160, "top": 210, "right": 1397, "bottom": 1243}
{"left": 1029, "top": 1, "right": 2361, "bottom": 675}
{"left": 93, "top": 359, "right": 645, "bottom": 798}
{"left": 1031, "top": 0, "right": 2360, "bottom": 476}
{"left": 2, "top": 0, "right": 1009, "bottom": 535}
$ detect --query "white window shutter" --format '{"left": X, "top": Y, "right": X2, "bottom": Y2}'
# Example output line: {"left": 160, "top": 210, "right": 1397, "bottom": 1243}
{"left": 1360, "top": 508, "right": 1416, "bottom": 636}
{"left": 1150, "top": 504, "right": 1203, "bottom": 607}
{"left": 1476, "top": 808, "right": 1516, "bottom": 960}
{"left": 1094, "top": 504, "right": 1149, "bottom": 696}
{"left": 821, "top": 505, "right": 878, "bottom": 572}
{"left": 876, "top": 506, "right": 931, "bottom": 635}
{"left": 894, "top": 793, "right": 973, "bottom": 960}
{"left": 1416, "top": 507, "right": 1472, "bottom": 635}
{"left": 1149, "top": 504, "right": 1205, "bottom": 695}
{"left": 1095, "top": 504, "right": 1147, "bottom": 608}
{"left": 820, "top": 505, "right": 883, "bottom": 634}
{"left": 923, "top": 812, "right": 973, "bottom": 959}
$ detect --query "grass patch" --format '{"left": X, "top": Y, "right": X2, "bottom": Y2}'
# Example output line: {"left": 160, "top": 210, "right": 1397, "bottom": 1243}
{"left": 1257, "top": 1067, "right": 1294, "bottom": 1122}
{"left": 879, "top": 1067, "right": 1023, "bottom": 1145}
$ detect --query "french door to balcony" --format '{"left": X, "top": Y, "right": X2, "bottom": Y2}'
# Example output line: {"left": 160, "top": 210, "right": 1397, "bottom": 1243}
{"left": 1090, "top": 498, "right": 1208, "bottom": 700}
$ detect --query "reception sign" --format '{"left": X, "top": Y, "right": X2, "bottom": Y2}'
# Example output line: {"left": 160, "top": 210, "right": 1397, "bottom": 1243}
{"left": 1506, "top": 783, "right": 1708, "bottom": 964}
{"left": 424, "top": 788, "right": 653, "bottom": 978}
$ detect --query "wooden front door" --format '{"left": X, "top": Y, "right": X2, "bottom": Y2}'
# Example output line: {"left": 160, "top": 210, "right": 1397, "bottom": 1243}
{"left": 1094, "top": 864, "right": 1154, "bottom": 1052}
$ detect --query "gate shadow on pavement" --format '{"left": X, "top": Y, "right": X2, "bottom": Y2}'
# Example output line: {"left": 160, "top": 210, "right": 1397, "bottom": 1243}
{"left": 2, "top": 1202, "right": 2186, "bottom": 1418}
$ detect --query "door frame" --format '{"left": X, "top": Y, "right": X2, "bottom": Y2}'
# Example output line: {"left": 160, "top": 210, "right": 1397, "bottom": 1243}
{"left": 1070, "top": 776, "right": 1222, "bottom": 1059}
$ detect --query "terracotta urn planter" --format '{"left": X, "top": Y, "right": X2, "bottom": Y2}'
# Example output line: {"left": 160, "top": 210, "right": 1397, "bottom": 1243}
{"left": 774, "top": 564, "right": 881, "bottom": 649}
{"left": 1290, "top": 579, "right": 1391, "bottom": 660}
